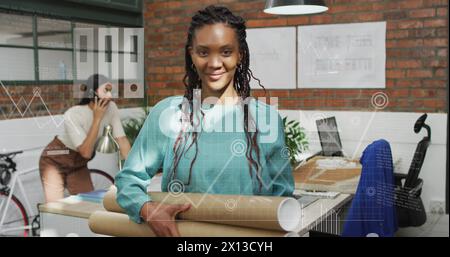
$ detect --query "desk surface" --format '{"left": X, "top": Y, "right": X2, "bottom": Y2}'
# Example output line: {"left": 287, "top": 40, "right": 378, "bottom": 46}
{"left": 39, "top": 193, "right": 351, "bottom": 237}
{"left": 39, "top": 196, "right": 105, "bottom": 219}
{"left": 293, "top": 156, "right": 361, "bottom": 194}
{"left": 294, "top": 193, "right": 352, "bottom": 236}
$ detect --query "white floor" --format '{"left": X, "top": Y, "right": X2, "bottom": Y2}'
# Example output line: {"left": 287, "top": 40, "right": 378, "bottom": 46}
{"left": 396, "top": 213, "right": 449, "bottom": 237}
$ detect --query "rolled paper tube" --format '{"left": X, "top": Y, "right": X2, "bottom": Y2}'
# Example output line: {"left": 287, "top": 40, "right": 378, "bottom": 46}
{"left": 89, "top": 211, "right": 291, "bottom": 237}
{"left": 103, "top": 186, "right": 302, "bottom": 232}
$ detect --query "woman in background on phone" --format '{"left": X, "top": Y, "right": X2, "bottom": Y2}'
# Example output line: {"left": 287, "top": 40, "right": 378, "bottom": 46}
{"left": 39, "top": 74, "right": 131, "bottom": 203}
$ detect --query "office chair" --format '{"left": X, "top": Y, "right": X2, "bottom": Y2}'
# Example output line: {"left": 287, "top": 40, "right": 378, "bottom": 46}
{"left": 394, "top": 113, "right": 430, "bottom": 227}
{"left": 310, "top": 114, "right": 431, "bottom": 236}
{"left": 309, "top": 139, "right": 398, "bottom": 237}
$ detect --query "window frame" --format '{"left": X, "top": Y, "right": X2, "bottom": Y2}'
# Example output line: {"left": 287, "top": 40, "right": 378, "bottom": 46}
{"left": 0, "top": 9, "right": 142, "bottom": 85}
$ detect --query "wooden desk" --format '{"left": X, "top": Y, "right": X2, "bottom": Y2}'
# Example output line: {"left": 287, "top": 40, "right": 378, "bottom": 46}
{"left": 293, "top": 156, "right": 362, "bottom": 194}
{"left": 295, "top": 193, "right": 352, "bottom": 236}
{"left": 39, "top": 196, "right": 105, "bottom": 237}
{"left": 293, "top": 156, "right": 358, "bottom": 236}
{"left": 38, "top": 192, "right": 352, "bottom": 237}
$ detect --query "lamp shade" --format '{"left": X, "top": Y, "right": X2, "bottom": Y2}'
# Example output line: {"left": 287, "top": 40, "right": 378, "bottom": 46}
{"left": 264, "top": 0, "right": 328, "bottom": 15}
{"left": 95, "top": 125, "right": 119, "bottom": 154}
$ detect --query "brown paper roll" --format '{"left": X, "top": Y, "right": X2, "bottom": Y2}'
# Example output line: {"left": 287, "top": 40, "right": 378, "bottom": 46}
{"left": 89, "top": 211, "right": 288, "bottom": 237}
{"left": 103, "top": 186, "right": 301, "bottom": 232}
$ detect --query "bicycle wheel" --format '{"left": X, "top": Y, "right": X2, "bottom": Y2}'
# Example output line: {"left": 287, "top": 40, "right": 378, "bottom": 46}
{"left": 0, "top": 191, "right": 29, "bottom": 237}
{"left": 89, "top": 169, "right": 114, "bottom": 191}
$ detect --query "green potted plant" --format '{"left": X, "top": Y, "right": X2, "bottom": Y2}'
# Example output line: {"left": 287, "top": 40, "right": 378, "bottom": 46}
{"left": 283, "top": 116, "right": 309, "bottom": 167}
{"left": 122, "top": 105, "right": 150, "bottom": 146}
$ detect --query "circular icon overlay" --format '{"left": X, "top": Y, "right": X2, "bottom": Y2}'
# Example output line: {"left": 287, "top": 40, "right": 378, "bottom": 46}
{"left": 371, "top": 92, "right": 389, "bottom": 110}
{"left": 167, "top": 179, "right": 185, "bottom": 197}
{"left": 280, "top": 146, "right": 290, "bottom": 160}
{"left": 230, "top": 139, "right": 246, "bottom": 157}
{"left": 225, "top": 198, "right": 237, "bottom": 212}
{"left": 366, "top": 186, "right": 376, "bottom": 197}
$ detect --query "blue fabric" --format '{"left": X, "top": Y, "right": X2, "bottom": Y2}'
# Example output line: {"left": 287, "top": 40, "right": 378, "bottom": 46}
{"left": 342, "top": 139, "right": 398, "bottom": 237}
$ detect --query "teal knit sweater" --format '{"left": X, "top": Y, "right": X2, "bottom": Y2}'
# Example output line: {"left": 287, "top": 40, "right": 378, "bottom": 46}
{"left": 115, "top": 96, "right": 294, "bottom": 223}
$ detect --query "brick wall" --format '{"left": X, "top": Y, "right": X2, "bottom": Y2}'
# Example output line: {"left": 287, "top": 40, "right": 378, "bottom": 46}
{"left": 145, "top": 0, "right": 448, "bottom": 113}
{"left": 1, "top": 0, "right": 447, "bottom": 121}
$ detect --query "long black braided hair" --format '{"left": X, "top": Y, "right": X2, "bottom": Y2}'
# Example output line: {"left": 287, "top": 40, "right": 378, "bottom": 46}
{"left": 170, "top": 5, "right": 266, "bottom": 192}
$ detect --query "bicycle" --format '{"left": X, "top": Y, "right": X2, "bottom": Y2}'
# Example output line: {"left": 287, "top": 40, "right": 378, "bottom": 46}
{"left": 0, "top": 150, "right": 115, "bottom": 237}
{"left": 89, "top": 168, "right": 114, "bottom": 191}
{"left": 0, "top": 151, "right": 38, "bottom": 237}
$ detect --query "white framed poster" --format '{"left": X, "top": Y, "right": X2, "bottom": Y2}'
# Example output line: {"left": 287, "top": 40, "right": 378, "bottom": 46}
{"left": 247, "top": 27, "right": 296, "bottom": 89}
{"left": 298, "top": 21, "right": 386, "bottom": 89}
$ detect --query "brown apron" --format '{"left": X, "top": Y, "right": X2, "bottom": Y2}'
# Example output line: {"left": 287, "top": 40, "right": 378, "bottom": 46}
{"left": 39, "top": 136, "right": 92, "bottom": 174}
{"left": 39, "top": 136, "right": 94, "bottom": 202}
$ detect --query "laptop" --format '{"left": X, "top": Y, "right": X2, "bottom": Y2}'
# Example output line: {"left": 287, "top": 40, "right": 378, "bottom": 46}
{"left": 315, "top": 116, "right": 344, "bottom": 157}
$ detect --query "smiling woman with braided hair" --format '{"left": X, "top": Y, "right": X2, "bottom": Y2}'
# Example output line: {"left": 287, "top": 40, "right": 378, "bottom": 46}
{"left": 115, "top": 5, "right": 294, "bottom": 237}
